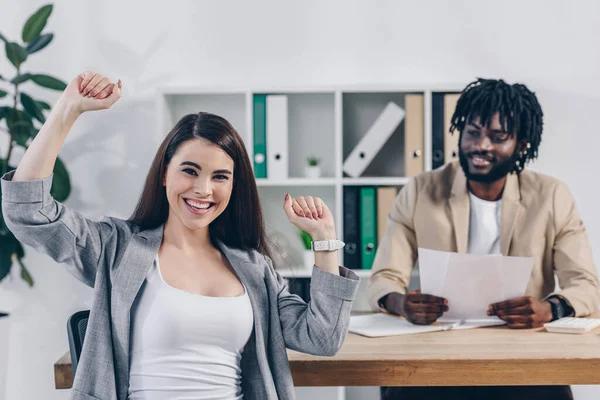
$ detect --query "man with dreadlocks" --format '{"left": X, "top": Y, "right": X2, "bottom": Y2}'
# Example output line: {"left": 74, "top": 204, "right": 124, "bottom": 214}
{"left": 367, "top": 78, "right": 600, "bottom": 400}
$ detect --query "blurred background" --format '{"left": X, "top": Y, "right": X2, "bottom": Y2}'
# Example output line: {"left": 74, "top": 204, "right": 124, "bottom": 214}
{"left": 1, "top": 0, "right": 600, "bottom": 399}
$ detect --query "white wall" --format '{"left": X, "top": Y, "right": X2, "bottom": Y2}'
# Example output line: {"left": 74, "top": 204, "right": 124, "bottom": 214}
{"left": 1, "top": 0, "right": 600, "bottom": 399}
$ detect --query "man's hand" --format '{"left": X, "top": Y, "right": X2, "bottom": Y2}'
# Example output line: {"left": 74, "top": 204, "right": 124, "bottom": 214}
{"left": 488, "top": 296, "right": 553, "bottom": 329}
{"left": 385, "top": 291, "right": 448, "bottom": 325}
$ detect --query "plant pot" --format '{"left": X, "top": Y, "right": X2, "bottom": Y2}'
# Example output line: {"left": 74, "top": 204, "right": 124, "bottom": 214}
{"left": 0, "top": 312, "right": 9, "bottom": 395}
{"left": 303, "top": 250, "right": 315, "bottom": 270}
{"left": 304, "top": 166, "right": 321, "bottom": 179}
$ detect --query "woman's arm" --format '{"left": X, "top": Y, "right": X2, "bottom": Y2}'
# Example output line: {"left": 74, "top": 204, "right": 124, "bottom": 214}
{"left": 2, "top": 72, "right": 122, "bottom": 287}
{"left": 13, "top": 72, "right": 121, "bottom": 181}
{"left": 274, "top": 194, "right": 360, "bottom": 355}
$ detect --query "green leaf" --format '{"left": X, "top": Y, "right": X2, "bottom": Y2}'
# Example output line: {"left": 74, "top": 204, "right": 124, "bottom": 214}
{"left": 31, "top": 74, "right": 66, "bottom": 91}
{"left": 0, "top": 196, "right": 10, "bottom": 236}
{"left": 51, "top": 157, "right": 71, "bottom": 202}
{"left": 16, "top": 256, "right": 33, "bottom": 287}
{"left": 0, "top": 32, "right": 7, "bottom": 43}
{"left": 26, "top": 33, "right": 53, "bottom": 54}
{"left": 10, "top": 72, "right": 33, "bottom": 84}
{"left": 5, "top": 42, "right": 28, "bottom": 68}
{"left": 0, "top": 107, "right": 9, "bottom": 122}
{"left": 20, "top": 92, "right": 45, "bottom": 123}
{"left": 0, "top": 234, "right": 16, "bottom": 282}
{"left": 0, "top": 90, "right": 6, "bottom": 98}
{"left": 14, "top": 240, "right": 24, "bottom": 259}
{"left": 22, "top": 4, "right": 53, "bottom": 43}
{"left": 0, "top": 160, "right": 15, "bottom": 178}
{"left": 7, "top": 109, "right": 35, "bottom": 145}
{"left": 299, "top": 230, "right": 313, "bottom": 250}
{"left": 37, "top": 100, "right": 51, "bottom": 110}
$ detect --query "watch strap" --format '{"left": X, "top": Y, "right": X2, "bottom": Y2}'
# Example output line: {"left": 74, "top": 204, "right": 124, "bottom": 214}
{"left": 311, "top": 239, "right": 345, "bottom": 251}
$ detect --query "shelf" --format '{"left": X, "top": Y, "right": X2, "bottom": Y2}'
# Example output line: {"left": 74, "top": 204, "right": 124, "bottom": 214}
{"left": 255, "top": 178, "right": 337, "bottom": 187}
{"left": 255, "top": 177, "right": 409, "bottom": 186}
{"left": 275, "top": 267, "right": 372, "bottom": 279}
{"left": 342, "top": 177, "right": 409, "bottom": 186}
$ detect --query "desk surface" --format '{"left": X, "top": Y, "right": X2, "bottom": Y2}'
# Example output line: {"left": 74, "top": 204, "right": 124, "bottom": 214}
{"left": 55, "top": 322, "right": 600, "bottom": 389}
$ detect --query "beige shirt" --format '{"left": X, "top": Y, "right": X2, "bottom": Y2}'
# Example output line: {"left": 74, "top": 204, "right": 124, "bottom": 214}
{"left": 367, "top": 161, "right": 600, "bottom": 316}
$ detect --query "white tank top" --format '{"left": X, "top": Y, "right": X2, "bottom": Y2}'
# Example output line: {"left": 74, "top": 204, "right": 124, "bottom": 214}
{"left": 128, "top": 256, "right": 254, "bottom": 400}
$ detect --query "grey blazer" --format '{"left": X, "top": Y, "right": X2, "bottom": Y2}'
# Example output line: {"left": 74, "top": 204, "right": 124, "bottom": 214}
{"left": 1, "top": 171, "right": 360, "bottom": 400}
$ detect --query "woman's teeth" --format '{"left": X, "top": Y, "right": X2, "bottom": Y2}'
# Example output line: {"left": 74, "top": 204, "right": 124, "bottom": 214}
{"left": 185, "top": 199, "right": 212, "bottom": 210}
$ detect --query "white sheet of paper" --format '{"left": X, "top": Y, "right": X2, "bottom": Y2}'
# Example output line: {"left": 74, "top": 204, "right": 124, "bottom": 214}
{"left": 349, "top": 313, "right": 455, "bottom": 337}
{"left": 418, "top": 248, "right": 535, "bottom": 320}
{"left": 417, "top": 248, "right": 450, "bottom": 297}
{"left": 443, "top": 254, "right": 504, "bottom": 319}
{"left": 438, "top": 317, "right": 506, "bottom": 329}
{"left": 348, "top": 314, "right": 503, "bottom": 338}
{"left": 501, "top": 255, "right": 536, "bottom": 299}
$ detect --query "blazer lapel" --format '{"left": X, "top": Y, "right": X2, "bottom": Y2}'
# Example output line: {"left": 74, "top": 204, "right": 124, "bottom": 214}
{"left": 216, "top": 241, "right": 272, "bottom": 388}
{"left": 500, "top": 173, "right": 522, "bottom": 256}
{"left": 216, "top": 241, "right": 265, "bottom": 332}
{"left": 449, "top": 167, "right": 469, "bottom": 253}
{"left": 111, "top": 224, "right": 163, "bottom": 400}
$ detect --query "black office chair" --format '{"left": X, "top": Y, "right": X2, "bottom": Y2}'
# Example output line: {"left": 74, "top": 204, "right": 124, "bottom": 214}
{"left": 67, "top": 310, "right": 90, "bottom": 378}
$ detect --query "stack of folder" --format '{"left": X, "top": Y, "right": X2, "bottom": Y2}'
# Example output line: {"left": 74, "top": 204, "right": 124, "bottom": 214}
{"left": 343, "top": 186, "right": 398, "bottom": 270}
{"left": 253, "top": 94, "right": 289, "bottom": 180}
{"left": 432, "top": 92, "right": 461, "bottom": 169}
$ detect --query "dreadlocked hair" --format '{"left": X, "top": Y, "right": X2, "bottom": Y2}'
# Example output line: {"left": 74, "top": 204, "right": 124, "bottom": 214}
{"left": 449, "top": 78, "right": 544, "bottom": 172}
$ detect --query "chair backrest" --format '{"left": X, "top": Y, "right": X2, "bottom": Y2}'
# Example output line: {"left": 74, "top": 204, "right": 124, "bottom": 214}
{"left": 67, "top": 310, "right": 90, "bottom": 377}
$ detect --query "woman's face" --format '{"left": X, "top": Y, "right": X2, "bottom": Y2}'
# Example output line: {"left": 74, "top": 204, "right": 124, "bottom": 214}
{"left": 163, "top": 138, "right": 234, "bottom": 232}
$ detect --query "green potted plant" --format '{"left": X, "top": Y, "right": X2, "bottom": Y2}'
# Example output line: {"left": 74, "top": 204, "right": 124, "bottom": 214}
{"left": 0, "top": 3, "right": 69, "bottom": 386}
{"left": 304, "top": 155, "right": 321, "bottom": 179}
{"left": 299, "top": 230, "right": 314, "bottom": 269}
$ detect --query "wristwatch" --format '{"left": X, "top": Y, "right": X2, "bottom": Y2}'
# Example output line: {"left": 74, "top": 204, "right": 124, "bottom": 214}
{"left": 311, "top": 239, "right": 345, "bottom": 252}
{"left": 547, "top": 297, "right": 565, "bottom": 321}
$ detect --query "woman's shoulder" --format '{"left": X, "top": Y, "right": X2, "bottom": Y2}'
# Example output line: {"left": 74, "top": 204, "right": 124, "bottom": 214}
{"left": 96, "top": 216, "right": 154, "bottom": 246}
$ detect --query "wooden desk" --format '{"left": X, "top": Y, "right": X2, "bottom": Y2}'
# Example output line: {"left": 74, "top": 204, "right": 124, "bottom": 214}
{"left": 55, "top": 324, "right": 600, "bottom": 389}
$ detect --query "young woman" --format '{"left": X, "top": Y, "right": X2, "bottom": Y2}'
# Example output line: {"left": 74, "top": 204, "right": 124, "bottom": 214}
{"left": 2, "top": 72, "right": 359, "bottom": 400}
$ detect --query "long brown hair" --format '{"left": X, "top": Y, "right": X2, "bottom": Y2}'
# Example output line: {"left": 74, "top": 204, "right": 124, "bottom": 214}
{"left": 129, "top": 112, "right": 271, "bottom": 258}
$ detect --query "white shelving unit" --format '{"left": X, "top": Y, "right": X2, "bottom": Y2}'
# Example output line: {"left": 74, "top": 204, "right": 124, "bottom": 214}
{"left": 156, "top": 84, "right": 463, "bottom": 400}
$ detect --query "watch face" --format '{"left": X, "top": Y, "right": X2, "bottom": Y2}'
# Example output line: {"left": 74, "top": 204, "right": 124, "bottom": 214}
{"left": 549, "top": 299, "right": 563, "bottom": 320}
{"left": 556, "top": 302, "right": 564, "bottom": 319}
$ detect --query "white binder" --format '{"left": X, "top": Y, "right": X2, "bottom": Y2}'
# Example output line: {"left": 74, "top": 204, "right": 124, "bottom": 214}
{"left": 343, "top": 102, "right": 405, "bottom": 178}
{"left": 266, "top": 95, "right": 289, "bottom": 180}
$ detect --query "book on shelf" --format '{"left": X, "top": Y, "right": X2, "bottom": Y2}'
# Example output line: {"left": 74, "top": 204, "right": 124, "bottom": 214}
{"left": 343, "top": 185, "right": 400, "bottom": 270}
{"left": 252, "top": 94, "right": 267, "bottom": 178}
{"left": 444, "top": 93, "right": 461, "bottom": 164}
{"left": 404, "top": 94, "right": 425, "bottom": 177}
{"left": 343, "top": 186, "right": 361, "bottom": 270}
{"left": 253, "top": 94, "right": 290, "bottom": 180}
{"left": 360, "top": 187, "right": 377, "bottom": 269}
{"left": 343, "top": 102, "right": 405, "bottom": 178}
{"left": 432, "top": 93, "right": 460, "bottom": 169}
{"left": 376, "top": 187, "right": 398, "bottom": 243}
{"left": 266, "top": 95, "right": 289, "bottom": 180}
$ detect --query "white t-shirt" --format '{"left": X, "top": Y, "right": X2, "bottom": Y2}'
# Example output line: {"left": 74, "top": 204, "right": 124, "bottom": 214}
{"left": 467, "top": 191, "right": 502, "bottom": 255}
{"left": 128, "top": 256, "right": 254, "bottom": 400}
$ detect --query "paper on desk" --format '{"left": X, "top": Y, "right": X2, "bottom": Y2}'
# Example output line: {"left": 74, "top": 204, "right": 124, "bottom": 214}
{"left": 418, "top": 248, "right": 535, "bottom": 320}
{"left": 349, "top": 313, "right": 456, "bottom": 337}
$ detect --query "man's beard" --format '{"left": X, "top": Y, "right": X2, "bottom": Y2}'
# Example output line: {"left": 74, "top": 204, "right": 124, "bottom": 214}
{"left": 458, "top": 148, "right": 519, "bottom": 183}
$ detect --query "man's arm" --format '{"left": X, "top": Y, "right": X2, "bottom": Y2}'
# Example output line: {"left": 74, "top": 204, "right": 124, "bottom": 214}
{"left": 367, "top": 177, "right": 419, "bottom": 311}
{"left": 550, "top": 181, "right": 600, "bottom": 316}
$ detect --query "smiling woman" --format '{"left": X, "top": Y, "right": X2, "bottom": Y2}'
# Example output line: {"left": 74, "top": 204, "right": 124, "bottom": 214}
{"left": 1, "top": 71, "right": 360, "bottom": 400}
{"left": 128, "top": 112, "right": 269, "bottom": 256}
